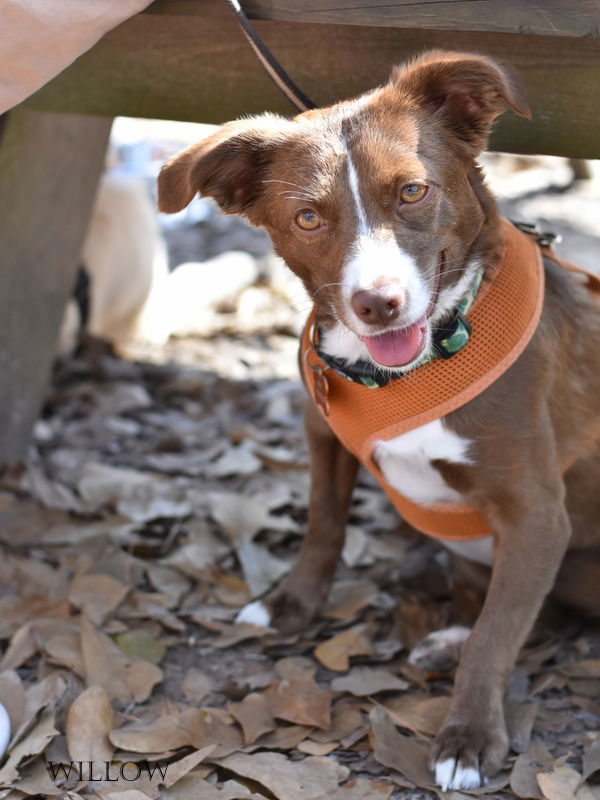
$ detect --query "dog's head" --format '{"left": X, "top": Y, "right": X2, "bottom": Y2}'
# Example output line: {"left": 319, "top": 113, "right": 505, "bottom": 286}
{"left": 158, "top": 50, "right": 529, "bottom": 369}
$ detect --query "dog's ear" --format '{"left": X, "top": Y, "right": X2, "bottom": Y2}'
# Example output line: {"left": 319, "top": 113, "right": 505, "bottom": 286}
{"left": 390, "top": 50, "right": 530, "bottom": 154}
{"left": 157, "top": 114, "right": 293, "bottom": 215}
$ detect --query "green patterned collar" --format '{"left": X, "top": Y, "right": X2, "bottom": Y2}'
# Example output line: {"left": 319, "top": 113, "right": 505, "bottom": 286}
{"left": 315, "top": 267, "right": 485, "bottom": 389}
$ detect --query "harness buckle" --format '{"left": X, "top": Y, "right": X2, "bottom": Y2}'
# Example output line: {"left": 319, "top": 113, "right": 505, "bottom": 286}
{"left": 511, "top": 219, "right": 562, "bottom": 248}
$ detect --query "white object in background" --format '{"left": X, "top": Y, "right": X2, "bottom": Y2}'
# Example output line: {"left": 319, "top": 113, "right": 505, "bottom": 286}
{"left": 0, "top": 701, "right": 10, "bottom": 758}
{"left": 57, "top": 174, "right": 170, "bottom": 355}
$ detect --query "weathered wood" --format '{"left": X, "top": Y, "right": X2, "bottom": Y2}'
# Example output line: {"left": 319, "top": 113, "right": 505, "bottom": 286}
{"left": 24, "top": 4, "right": 600, "bottom": 158}
{"left": 146, "top": 0, "right": 600, "bottom": 40}
{"left": 0, "top": 109, "right": 111, "bottom": 465}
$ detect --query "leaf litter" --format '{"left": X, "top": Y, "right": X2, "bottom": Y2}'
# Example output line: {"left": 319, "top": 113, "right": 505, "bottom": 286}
{"left": 0, "top": 330, "right": 597, "bottom": 800}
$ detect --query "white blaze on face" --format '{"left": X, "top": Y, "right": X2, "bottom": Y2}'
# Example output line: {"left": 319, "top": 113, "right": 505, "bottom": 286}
{"left": 342, "top": 150, "right": 430, "bottom": 332}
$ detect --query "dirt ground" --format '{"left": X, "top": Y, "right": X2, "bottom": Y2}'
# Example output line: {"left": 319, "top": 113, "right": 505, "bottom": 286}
{"left": 0, "top": 155, "right": 598, "bottom": 799}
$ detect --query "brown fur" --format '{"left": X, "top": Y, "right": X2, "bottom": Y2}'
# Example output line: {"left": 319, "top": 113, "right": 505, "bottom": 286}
{"left": 158, "top": 50, "right": 600, "bottom": 786}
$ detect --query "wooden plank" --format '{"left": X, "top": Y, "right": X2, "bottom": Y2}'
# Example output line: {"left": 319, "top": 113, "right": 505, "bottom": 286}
{"left": 24, "top": 6, "right": 600, "bottom": 158}
{"left": 145, "top": 0, "right": 600, "bottom": 39}
{"left": 0, "top": 109, "right": 111, "bottom": 465}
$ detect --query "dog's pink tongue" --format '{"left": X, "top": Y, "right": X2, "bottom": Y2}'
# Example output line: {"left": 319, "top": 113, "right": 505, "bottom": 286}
{"left": 359, "top": 316, "right": 426, "bottom": 367}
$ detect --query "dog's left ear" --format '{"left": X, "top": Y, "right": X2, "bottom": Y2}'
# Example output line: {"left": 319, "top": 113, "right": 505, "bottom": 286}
{"left": 390, "top": 50, "right": 531, "bottom": 154}
{"left": 157, "top": 114, "right": 293, "bottom": 217}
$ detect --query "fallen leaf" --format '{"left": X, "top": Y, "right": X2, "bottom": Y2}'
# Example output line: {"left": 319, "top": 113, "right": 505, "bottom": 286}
{"left": 181, "top": 668, "right": 214, "bottom": 703}
{"left": 510, "top": 740, "right": 555, "bottom": 798}
{"left": 211, "top": 622, "right": 271, "bottom": 649}
{"left": 274, "top": 656, "right": 316, "bottom": 681}
{"left": 314, "top": 625, "right": 372, "bottom": 671}
{"left": 160, "top": 744, "right": 217, "bottom": 788}
{"left": 582, "top": 737, "right": 600, "bottom": 782}
{"left": 115, "top": 630, "right": 166, "bottom": 665}
{"left": 324, "top": 579, "right": 378, "bottom": 620}
{"left": 228, "top": 693, "right": 275, "bottom": 745}
{"left": 110, "top": 708, "right": 243, "bottom": 758}
{"left": 80, "top": 615, "right": 163, "bottom": 704}
{"left": 215, "top": 752, "right": 349, "bottom": 800}
{"left": 331, "top": 667, "right": 408, "bottom": 696}
{"left": 382, "top": 694, "right": 451, "bottom": 736}
{"left": 266, "top": 678, "right": 332, "bottom": 730}
{"left": 0, "top": 709, "right": 58, "bottom": 785}
{"left": 69, "top": 573, "right": 129, "bottom": 624}
{"left": 558, "top": 660, "right": 600, "bottom": 679}
{"left": 297, "top": 740, "right": 338, "bottom": 756}
{"left": 314, "top": 777, "right": 394, "bottom": 799}
{"left": 66, "top": 685, "right": 114, "bottom": 761}
{"left": 369, "top": 706, "right": 433, "bottom": 788}
{"left": 537, "top": 765, "right": 593, "bottom": 800}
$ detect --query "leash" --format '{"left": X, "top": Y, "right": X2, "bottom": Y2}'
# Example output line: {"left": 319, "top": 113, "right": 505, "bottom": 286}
{"left": 224, "top": 0, "right": 316, "bottom": 113}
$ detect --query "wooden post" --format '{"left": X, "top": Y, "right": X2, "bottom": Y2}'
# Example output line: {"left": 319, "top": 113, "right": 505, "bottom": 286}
{"left": 0, "top": 108, "right": 112, "bottom": 466}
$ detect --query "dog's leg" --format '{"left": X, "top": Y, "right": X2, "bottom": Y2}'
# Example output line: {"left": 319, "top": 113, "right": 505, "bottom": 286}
{"left": 431, "top": 480, "right": 571, "bottom": 790}
{"left": 238, "top": 396, "right": 359, "bottom": 632}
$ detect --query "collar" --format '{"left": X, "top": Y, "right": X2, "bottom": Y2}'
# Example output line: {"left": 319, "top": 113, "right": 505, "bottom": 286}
{"left": 313, "top": 266, "right": 485, "bottom": 389}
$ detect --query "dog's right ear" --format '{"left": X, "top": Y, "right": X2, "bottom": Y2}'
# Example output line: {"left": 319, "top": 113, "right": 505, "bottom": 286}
{"left": 157, "top": 114, "right": 293, "bottom": 216}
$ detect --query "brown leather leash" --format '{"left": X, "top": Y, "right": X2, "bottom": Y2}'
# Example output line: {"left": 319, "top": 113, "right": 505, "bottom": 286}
{"left": 224, "top": 0, "right": 316, "bottom": 113}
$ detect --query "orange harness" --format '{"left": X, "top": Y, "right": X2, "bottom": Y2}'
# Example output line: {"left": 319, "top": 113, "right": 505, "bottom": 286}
{"left": 301, "top": 219, "right": 600, "bottom": 542}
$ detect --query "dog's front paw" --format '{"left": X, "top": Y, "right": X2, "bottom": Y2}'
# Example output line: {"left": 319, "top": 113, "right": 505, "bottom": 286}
{"left": 431, "top": 714, "right": 509, "bottom": 791}
{"left": 236, "top": 582, "right": 323, "bottom": 634}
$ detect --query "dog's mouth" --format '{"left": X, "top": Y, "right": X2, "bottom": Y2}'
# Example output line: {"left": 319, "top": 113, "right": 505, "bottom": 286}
{"left": 356, "top": 252, "right": 443, "bottom": 368}
{"left": 358, "top": 314, "right": 428, "bottom": 368}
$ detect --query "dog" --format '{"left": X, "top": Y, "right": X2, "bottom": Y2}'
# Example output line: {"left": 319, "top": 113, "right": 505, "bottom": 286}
{"left": 157, "top": 50, "right": 600, "bottom": 790}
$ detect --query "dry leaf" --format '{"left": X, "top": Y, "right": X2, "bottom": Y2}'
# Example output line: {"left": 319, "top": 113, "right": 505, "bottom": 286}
{"left": 510, "top": 740, "right": 555, "bottom": 799}
{"left": 537, "top": 765, "right": 593, "bottom": 800}
{"left": 160, "top": 744, "right": 216, "bottom": 788}
{"left": 211, "top": 623, "right": 271, "bottom": 649}
{"left": 297, "top": 740, "right": 338, "bottom": 756}
{"left": 80, "top": 615, "right": 162, "bottom": 704}
{"left": 115, "top": 630, "right": 166, "bottom": 665}
{"left": 274, "top": 656, "right": 316, "bottom": 681}
{"left": 228, "top": 693, "right": 275, "bottom": 745}
{"left": 559, "top": 660, "right": 600, "bottom": 679}
{"left": 382, "top": 694, "right": 451, "bottom": 736}
{"left": 69, "top": 573, "right": 129, "bottom": 624}
{"left": 215, "top": 752, "right": 349, "bottom": 800}
{"left": 582, "top": 737, "right": 600, "bottom": 783}
{"left": 0, "top": 709, "right": 58, "bottom": 785}
{"left": 181, "top": 669, "right": 214, "bottom": 703}
{"left": 369, "top": 706, "right": 433, "bottom": 788}
{"left": 110, "top": 708, "right": 243, "bottom": 758}
{"left": 314, "top": 625, "right": 372, "bottom": 671}
{"left": 266, "top": 678, "right": 332, "bottom": 730}
{"left": 66, "top": 685, "right": 114, "bottom": 761}
{"left": 324, "top": 579, "right": 378, "bottom": 620}
{"left": 331, "top": 667, "right": 408, "bottom": 696}
{"left": 314, "top": 777, "right": 394, "bottom": 799}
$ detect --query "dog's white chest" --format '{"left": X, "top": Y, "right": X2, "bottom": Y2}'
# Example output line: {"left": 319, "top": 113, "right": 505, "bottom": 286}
{"left": 373, "top": 418, "right": 472, "bottom": 505}
{"left": 373, "top": 419, "right": 494, "bottom": 566}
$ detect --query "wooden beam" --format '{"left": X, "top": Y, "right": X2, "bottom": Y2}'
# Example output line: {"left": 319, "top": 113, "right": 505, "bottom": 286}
{"left": 0, "top": 109, "right": 111, "bottom": 466}
{"left": 24, "top": 4, "right": 600, "bottom": 158}
{"left": 146, "top": 0, "right": 600, "bottom": 40}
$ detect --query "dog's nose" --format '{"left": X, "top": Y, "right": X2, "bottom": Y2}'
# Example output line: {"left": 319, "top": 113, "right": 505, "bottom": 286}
{"left": 351, "top": 289, "right": 403, "bottom": 326}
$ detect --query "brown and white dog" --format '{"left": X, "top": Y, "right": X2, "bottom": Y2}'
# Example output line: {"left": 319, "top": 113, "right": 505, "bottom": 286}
{"left": 158, "top": 51, "right": 600, "bottom": 790}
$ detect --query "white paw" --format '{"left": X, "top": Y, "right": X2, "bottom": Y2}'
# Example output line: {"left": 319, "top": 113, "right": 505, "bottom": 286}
{"left": 434, "top": 757, "right": 483, "bottom": 791}
{"left": 408, "top": 625, "right": 471, "bottom": 671}
{"left": 235, "top": 600, "right": 271, "bottom": 627}
{"left": 0, "top": 702, "right": 10, "bottom": 758}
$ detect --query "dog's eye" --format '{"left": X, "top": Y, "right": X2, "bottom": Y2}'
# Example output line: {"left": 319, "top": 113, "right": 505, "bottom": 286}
{"left": 400, "top": 183, "right": 428, "bottom": 204}
{"left": 295, "top": 209, "right": 321, "bottom": 230}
